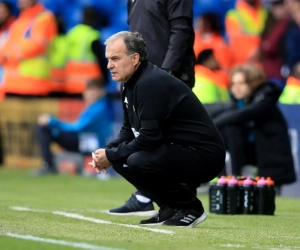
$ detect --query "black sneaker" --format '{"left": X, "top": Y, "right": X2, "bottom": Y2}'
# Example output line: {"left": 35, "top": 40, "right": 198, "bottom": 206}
{"left": 140, "top": 206, "right": 176, "bottom": 226}
{"left": 163, "top": 208, "right": 207, "bottom": 228}
{"left": 108, "top": 194, "right": 156, "bottom": 216}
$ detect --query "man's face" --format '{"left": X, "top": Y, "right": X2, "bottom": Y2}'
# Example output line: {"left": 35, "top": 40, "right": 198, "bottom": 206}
{"left": 206, "top": 55, "right": 220, "bottom": 71}
{"left": 291, "top": 1, "right": 300, "bottom": 23}
{"left": 0, "top": 4, "right": 10, "bottom": 24}
{"left": 18, "top": 0, "right": 36, "bottom": 11}
{"left": 270, "top": 0, "right": 286, "bottom": 19}
{"left": 105, "top": 38, "right": 140, "bottom": 83}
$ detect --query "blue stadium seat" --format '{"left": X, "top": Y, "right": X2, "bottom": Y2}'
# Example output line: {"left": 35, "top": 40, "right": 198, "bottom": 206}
{"left": 40, "top": 0, "right": 63, "bottom": 14}
{"left": 193, "top": 0, "right": 224, "bottom": 18}
{"left": 110, "top": 7, "right": 129, "bottom": 31}
{"left": 75, "top": 0, "right": 116, "bottom": 13}
{"left": 222, "top": 0, "right": 237, "bottom": 11}
{"left": 63, "top": 5, "right": 82, "bottom": 31}
{"left": 100, "top": 26, "right": 125, "bottom": 43}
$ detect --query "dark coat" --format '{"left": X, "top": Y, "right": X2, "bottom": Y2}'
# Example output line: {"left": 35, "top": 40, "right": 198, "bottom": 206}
{"left": 212, "top": 83, "right": 296, "bottom": 185}
{"left": 105, "top": 61, "right": 225, "bottom": 168}
{"left": 127, "top": 0, "right": 195, "bottom": 88}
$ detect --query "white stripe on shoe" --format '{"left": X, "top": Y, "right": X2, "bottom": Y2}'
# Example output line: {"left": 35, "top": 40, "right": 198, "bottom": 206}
{"left": 187, "top": 212, "right": 207, "bottom": 228}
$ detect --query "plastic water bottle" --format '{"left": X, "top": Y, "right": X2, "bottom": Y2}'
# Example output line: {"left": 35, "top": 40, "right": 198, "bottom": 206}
{"left": 266, "top": 177, "right": 276, "bottom": 215}
{"left": 257, "top": 177, "right": 268, "bottom": 214}
{"left": 226, "top": 176, "right": 239, "bottom": 214}
{"left": 237, "top": 176, "right": 245, "bottom": 214}
{"left": 209, "top": 177, "right": 219, "bottom": 213}
{"left": 242, "top": 177, "right": 255, "bottom": 214}
{"left": 215, "top": 176, "right": 227, "bottom": 214}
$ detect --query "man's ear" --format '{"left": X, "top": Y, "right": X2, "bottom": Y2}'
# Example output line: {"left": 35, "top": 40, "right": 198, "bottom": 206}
{"left": 132, "top": 53, "right": 140, "bottom": 66}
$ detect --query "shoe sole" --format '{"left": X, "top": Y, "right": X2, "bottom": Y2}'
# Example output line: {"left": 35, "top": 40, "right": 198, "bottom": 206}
{"left": 107, "top": 210, "right": 157, "bottom": 217}
{"left": 139, "top": 221, "right": 165, "bottom": 226}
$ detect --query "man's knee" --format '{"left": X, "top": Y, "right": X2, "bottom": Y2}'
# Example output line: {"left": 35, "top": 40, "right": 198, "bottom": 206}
{"left": 127, "top": 152, "right": 163, "bottom": 178}
{"left": 127, "top": 152, "right": 148, "bottom": 175}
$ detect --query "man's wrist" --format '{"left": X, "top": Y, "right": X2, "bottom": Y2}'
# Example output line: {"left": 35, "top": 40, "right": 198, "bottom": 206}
{"left": 105, "top": 148, "right": 113, "bottom": 163}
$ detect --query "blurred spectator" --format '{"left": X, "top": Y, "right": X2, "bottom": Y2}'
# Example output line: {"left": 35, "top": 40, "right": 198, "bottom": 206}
{"left": 0, "top": 1, "right": 15, "bottom": 45}
{"left": 225, "top": 0, "right": 267, "bottom": 67}
{"left": 33, "top": 78, "right": 113, "bottom": 176}
{"left": 0, "top": 0, "right": 15, "bottom": 100}
{"left": 211, "top": 64, "right": 296, "bottom": 189}
{"left": 260, "top": 0, "right": 289, "bottom": 84}
{"left": 194, "top": 13, "right": 232, "bottom": 73}
{"left": 193, "top": 49, "right": 229, "bottom": 104}
{"left": 128, "top": 0, "right": 195, "bottom": 88}
{"left": 0, "top": 0, "right": 57, "bottom": 97}
{"left": 280, "top": 62, "right": 300, "bottom": 103}
{"left": 281, "top": 0, "right": 300, "bottom": 77}
{"left": 49, "top": 14, "right": 68, "bottom": 96}
{"left": 64, "top": 7, "right": 108, "bottom": 97}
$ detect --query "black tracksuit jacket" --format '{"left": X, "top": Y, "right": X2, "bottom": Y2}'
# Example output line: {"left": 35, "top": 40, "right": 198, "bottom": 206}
{"left": 105, "top": 62, "right": 225, "bottom": 164}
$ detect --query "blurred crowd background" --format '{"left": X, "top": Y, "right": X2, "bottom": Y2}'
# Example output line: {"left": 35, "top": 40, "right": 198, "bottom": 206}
{"left": 0, "top": 0, "right": 299, "bottom": 192}
{"left": 0, "top": 0, "right": 299, "bottom": 98}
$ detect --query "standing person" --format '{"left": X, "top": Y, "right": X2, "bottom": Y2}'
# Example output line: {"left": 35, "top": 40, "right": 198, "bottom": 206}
{"left": 108, "top": 0, "right": 196, "bottom": 216}
{"left": 127, "top": 0, "right": 195, "bottom": 89}
{"left": 225, "top": 0, "right": 267, "bottom": 68}
{"left": 0, "top": 0, "right": 15, "bottom": 164}
{"left": 281, "top": 0, "right": 300, "bottom": 77}
{"left": 194, "top": 13, "right": 232, "bottom": 73}
{"left": 260, "top": 0, "right": 289, "bottom": 85}
{"left": 64, "top": 6, "right": 108, "bottom": 97}
{"left": 0, "top": 0, "right": 57, "bottom": 97}
{"left": 0, "top": 0, "right": 15, "bottom": 100}
{"left": 91, "top": 31, "right": 226, "bottom": 227}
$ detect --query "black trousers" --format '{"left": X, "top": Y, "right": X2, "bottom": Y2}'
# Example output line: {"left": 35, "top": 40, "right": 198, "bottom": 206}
{"left": 35, "top": 124, "right": 79, "bottom": 169}
{"left": 113, "top": 143, "right": 224, "bottom": 209}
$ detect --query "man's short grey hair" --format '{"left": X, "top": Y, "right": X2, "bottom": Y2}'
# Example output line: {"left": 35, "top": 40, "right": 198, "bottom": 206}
{"left": 104, "top": 31, "right": 147, "bottom": 62}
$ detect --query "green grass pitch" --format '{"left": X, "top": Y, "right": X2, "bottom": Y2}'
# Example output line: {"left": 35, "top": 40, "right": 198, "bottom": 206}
{"left": 0, "top": 168, "right": 300, "bottom": 250}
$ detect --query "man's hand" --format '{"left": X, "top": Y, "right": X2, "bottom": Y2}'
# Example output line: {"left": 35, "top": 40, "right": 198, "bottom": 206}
{"left": 89, "top": 149, "right": 112, "bottom": 174}
{"left": 37, "top": 114, "right": 51, "bottom": 126}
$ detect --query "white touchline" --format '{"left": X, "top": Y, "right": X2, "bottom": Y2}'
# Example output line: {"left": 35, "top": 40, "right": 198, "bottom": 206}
{"left": 218, "top": 244, "right": 300, "bottom": 250}
{"left": 5, "top": 233, "right": 124, "bottom": 250}
{"left": 10, "top": 206, "right": 174, "bottom": 235}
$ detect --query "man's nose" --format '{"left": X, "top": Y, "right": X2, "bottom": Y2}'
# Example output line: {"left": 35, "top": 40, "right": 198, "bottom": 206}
{"left": 107, "top": 60, "right": 114, "bottom": 69}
